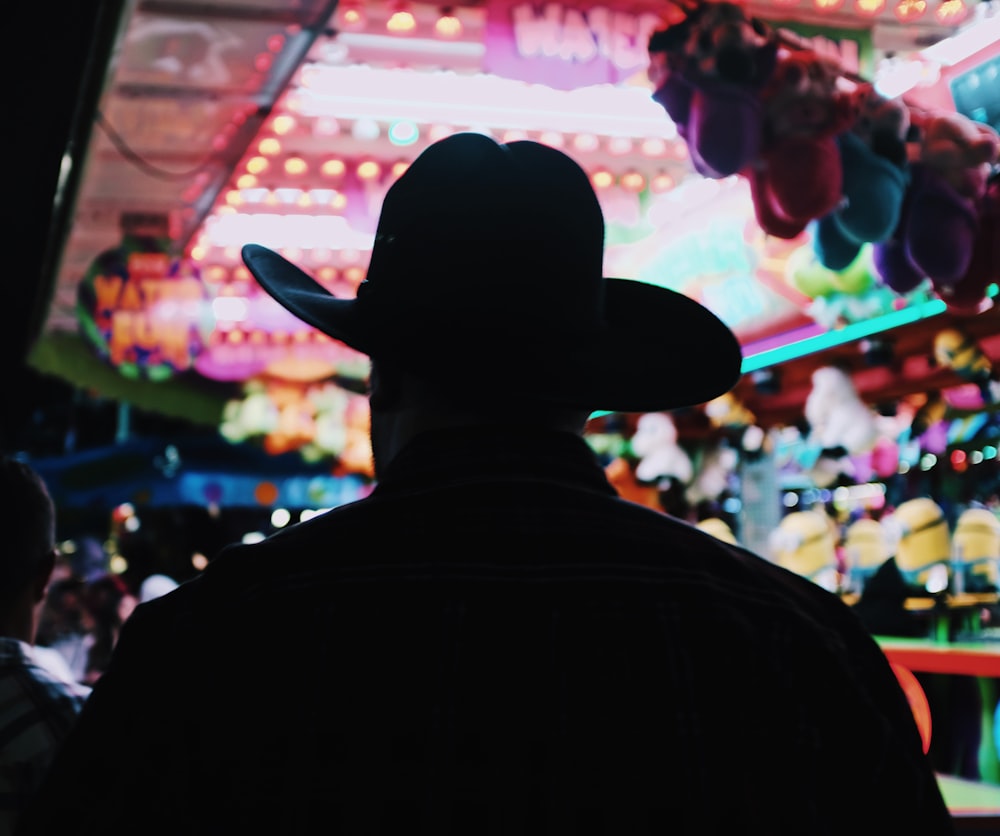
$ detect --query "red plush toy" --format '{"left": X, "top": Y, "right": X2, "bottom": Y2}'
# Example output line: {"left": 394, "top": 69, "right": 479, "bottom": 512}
{"left": 747, "top": 49, "right": 858, "bottom": 238}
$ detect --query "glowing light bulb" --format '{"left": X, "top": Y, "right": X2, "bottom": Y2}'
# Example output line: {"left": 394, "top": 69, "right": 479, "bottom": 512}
{"left": 387, "top": 9, "right": 416, "bottom": 33}
{"left": 855, "top": 0, "right": 886, "bottom": 15}
{"left": 591, "top": 170, "right": 614, "bottom": 190}
{"left": 435, "top": 8, "right": 462, "bottom": 37}
{"left": 284, "top": 156, "right": 308, "bottom": 175}
{"left": 272, "top": 115, "right": 296, "bottom": 135}
{"left": 357, "top": 160, "right": 382, "bottom": 180}
{"left": 246, "top": 156, "right": 269, "bottom": 175}
{"left": 894, "top": 0, "right": 927, "bottom": 20}
{"left": 620, "top": 171, "right": 646, "bottom": 193}
{"left": 934, "top": 0, "right": 966, "bottom": 23}
{"left": 321, "top": 159, "right": 346, "bottom": 178}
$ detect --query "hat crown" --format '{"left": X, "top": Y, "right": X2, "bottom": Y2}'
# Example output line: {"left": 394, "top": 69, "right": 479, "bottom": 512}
{"left": 241, "top": 132, "right": 744, "bottom": 413}
{"left": 360, "top": 133, "right": 606, "bottom": 334}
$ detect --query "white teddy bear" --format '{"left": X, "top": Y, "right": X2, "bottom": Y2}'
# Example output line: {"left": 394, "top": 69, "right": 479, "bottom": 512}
{"left": 631, "top": 412, "right": 694, "bottom": 486}
{"left": 805, "top": 366, "right": 879, "bottom": 454}
{"left": 803, "top": 365, "right": 880, "bottom": 487}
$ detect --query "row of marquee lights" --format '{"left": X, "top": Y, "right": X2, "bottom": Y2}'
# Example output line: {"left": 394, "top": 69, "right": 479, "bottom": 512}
{"left": 339, "top": 0, "right": 971, "bottom": 32}
{"left": 782, "top": 0, "right": 968, "bottom": 23}
{"left": 217, "top": 147, "right": 679, "bottom": 206}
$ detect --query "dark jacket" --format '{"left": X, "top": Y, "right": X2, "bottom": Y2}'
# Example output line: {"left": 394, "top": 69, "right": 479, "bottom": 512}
{"left": 21, "top": 428, "right": 953, "bottom": 835}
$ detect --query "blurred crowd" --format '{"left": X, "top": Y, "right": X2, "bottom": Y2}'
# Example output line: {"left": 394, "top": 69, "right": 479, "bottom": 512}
{"left": 33, "top": 540, "right": 176, "bottom": 688}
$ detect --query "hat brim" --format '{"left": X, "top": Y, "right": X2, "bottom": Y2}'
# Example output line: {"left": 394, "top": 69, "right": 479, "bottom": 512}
{"left": 242, "top": 244, "right": 743, "bottom": 413}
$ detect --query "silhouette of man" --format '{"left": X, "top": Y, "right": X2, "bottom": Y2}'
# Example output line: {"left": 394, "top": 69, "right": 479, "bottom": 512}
{"left": 22, "top": 134, "right": 952, "bottom": 834}
{"left": 0, "top": 456, "right": 89, "bottom": 833}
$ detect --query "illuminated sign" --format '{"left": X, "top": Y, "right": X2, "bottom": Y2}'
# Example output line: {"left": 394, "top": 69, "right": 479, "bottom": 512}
{"left": 484, "top": 0, "right": 663, "bottom": 89}
{"left": 77, "top": 235, "right": 207, "bottom": 381}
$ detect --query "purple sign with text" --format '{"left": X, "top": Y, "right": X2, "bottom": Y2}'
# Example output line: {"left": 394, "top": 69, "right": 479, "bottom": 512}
{"left": 483, "top": 0, "right": 665, "bottom": 90}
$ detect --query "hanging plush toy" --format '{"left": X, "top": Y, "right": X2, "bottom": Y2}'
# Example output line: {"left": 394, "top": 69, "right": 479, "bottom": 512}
{"left": 648, "top": 0, "right": 777, "bottom": 178}
{"left": 874, "top": 111, "right": 1000, "bottom": 294}
{"left": 940, "top": 170, "right": 1000, "bottom": 312}
{"left": 747, "top": 49, "right": 858, "bottom": 239}
{"left": 812, "top": 84, "right": 911, "bottom": 271}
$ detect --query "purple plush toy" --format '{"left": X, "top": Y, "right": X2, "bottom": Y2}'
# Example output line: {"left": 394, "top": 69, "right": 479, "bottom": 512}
{"left": 648, "top": 1, "right": 776, "bottom": 179}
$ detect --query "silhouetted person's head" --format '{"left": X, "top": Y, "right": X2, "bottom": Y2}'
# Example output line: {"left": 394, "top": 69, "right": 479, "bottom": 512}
{"left": 0, "top": 456, "right": 58, "bottom": 642}
{"left": 242, "top": 133, "right": 742, "bottom": 475}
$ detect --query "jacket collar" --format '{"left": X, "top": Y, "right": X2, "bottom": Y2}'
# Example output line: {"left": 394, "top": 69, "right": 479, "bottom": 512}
{"left": 372, "top": 426, "right": 618, "bottom": 499}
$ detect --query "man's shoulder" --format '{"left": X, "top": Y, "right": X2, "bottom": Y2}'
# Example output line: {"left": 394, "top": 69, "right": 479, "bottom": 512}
{"left": 0, "top": 656, "right": 88, "bottom": 736}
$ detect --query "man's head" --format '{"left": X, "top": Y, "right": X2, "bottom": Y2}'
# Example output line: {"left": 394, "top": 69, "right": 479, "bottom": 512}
{"left": 242, "top": 132, "right": 742, "bottom": 418}
{"left": 0, "top": 456, "right": 58, "bottom": 639}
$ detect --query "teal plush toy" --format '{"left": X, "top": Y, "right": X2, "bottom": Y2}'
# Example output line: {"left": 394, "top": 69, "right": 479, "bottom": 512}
{"left": 812, "top": 84, "right": 911, "bottom": 272}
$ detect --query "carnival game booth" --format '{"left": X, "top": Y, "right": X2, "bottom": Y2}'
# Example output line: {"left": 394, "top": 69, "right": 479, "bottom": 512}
{"left": 17, "top": 0, "right": 1000, "bottom": 815}
{"left": 21, "top": 3, "right": 1000, "bottom": 569}
{"left": 22, "top": 0, "right": 998, "bottom": 499}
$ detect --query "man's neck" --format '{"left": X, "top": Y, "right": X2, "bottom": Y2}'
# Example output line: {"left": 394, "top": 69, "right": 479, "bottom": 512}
{"left": 370, "top": 407, "right": 589, "bottom": 480}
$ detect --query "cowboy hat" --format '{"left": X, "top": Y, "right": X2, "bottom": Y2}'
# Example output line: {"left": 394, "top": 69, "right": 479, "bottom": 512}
{"left": 242, "top": 132, "right": 742, "bottom": 413}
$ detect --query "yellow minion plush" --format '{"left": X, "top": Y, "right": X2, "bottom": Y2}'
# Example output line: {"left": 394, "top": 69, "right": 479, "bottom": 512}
{"left": 933, "top": 328, "right": 993, "bottom": 386}
{"left": 769, "top": 510, "right": 839, "bottom": 592}
{"left": 696, "top": 517, "right": 738, "bottom": 545}
{"left": 844, "top": 518, "right": 889, "bottom": 587}
{"left": 953, "top": 508, "right": 1000, "bottom": 592}
{"left": 890, "top": 498, "right": 951, "bottom": 590}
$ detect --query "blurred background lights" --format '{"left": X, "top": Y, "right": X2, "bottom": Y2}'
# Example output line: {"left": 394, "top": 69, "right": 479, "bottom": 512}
{"left": 435, "top": 7, "right": 462, "bottom": 37}
{"left": 271, "top": 508, "right": 292, "bottom": 528}
{"left": 591, "top": 169, "right": 614, "bottom": 189}
{"left": 352, "top": 118, "right": 381, "bottom": 141}
{"left": 321, "top": 158, "right": 346, "bottom": 177}
{"left": 313, "top": 117, "right": 340, "bottom": 137}
{"left": 386, "top": 6, "right": 417, "bottom": 32}
{"left": 357, "top": 160, "right": 382, "bottom": 180}
{"left": 246, "top": 156, "right": 269, "bottom": 174}
{"left": 608, "top": 136, "right": 634, "bottom": 155}
{"left": 258, "top": 137, "right": 281, "bottom": 155}
{"left": 272, "top": 114, "right": 296, "bottom": 135}
{"left": 388, "top": 119, "right": 420, "bottom": 146}
{"left": 855, "top": 0, "right": 886, "bottom": 14}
